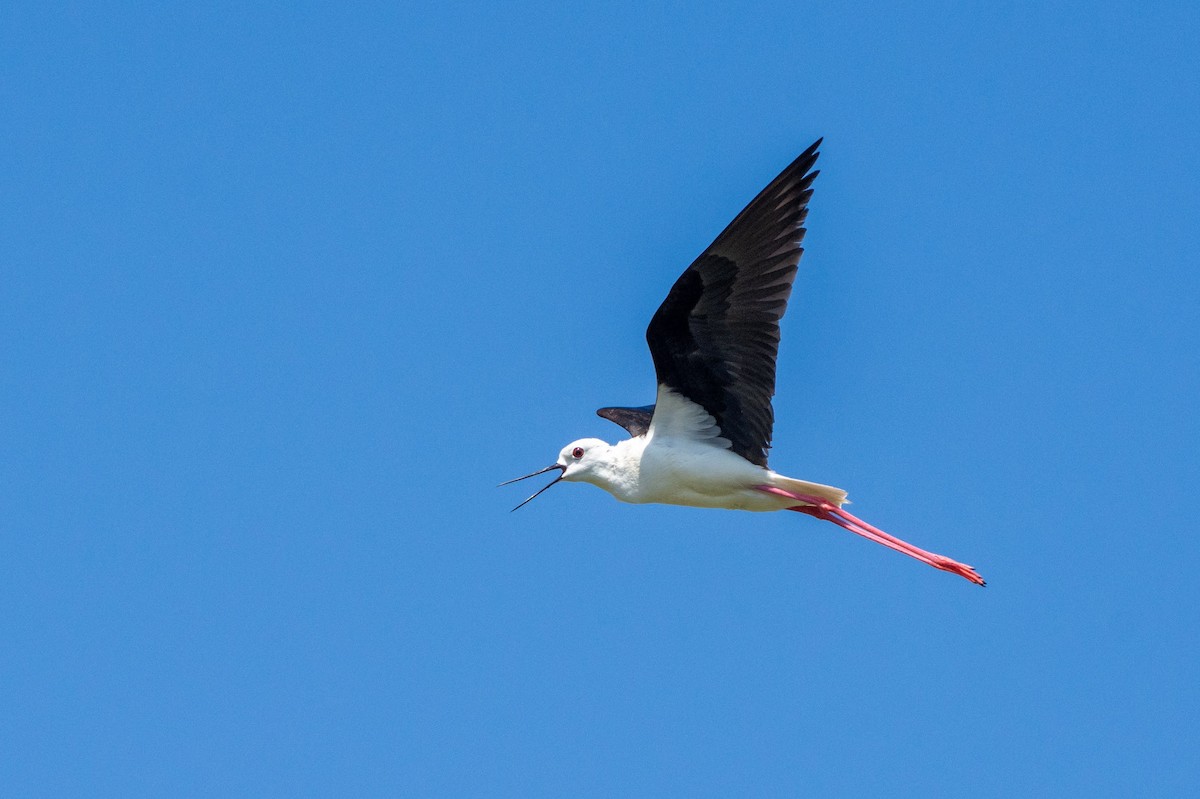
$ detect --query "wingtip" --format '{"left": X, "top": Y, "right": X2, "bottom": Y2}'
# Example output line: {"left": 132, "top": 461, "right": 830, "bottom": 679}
{"left": 793, "top": 139, "right": 822, "bottom": 175}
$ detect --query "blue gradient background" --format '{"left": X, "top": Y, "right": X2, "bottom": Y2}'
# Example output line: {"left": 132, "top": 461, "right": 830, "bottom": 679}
{"left": 4, "top": 2, "right": 1198, "bottom": 796}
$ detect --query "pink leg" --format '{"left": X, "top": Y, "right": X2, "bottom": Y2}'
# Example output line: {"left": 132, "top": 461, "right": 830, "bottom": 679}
{"left": 756, "top": 485, "right": 985, "bottom": 586}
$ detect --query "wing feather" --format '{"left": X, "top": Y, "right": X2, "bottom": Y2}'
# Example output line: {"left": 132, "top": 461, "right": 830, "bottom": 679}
{"left": 644, "top": 139, "right": 821, "bottom": 466}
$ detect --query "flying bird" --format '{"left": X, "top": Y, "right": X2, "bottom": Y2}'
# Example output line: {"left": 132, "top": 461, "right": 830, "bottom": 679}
{"left": 503, "top": 140, "right": 984, "bottom": 585}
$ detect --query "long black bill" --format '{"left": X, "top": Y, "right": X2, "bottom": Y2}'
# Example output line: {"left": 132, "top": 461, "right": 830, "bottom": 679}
{"left": 499, "top": 464, "right": 566, "bottom": 511}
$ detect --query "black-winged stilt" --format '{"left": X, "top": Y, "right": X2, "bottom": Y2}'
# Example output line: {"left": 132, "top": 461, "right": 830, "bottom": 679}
{"left": 503, "top": 140, "right": 984, "bottom": 586}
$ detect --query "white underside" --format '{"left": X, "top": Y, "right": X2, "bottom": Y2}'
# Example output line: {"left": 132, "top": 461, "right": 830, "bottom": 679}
{"left": 566, "top": 389, "right": 847, "bottom": 511}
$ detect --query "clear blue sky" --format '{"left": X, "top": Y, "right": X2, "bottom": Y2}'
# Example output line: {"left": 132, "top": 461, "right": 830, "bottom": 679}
{"left": 4, "top": 2, "right": 1199, "bottom": 796}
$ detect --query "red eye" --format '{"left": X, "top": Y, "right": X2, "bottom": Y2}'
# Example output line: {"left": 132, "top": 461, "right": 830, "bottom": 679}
{"left": 572, "top": 447, "right": 584, "bottom": 459}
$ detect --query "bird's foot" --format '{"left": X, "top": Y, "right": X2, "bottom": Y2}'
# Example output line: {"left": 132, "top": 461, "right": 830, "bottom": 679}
{"left": 755, "top": 485, "right": 985, "bottom": 586}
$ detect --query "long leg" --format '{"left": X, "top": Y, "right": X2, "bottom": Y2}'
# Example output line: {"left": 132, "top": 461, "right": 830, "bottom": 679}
{"left": 756, "top": 485, "right": 985, "bottom": 586}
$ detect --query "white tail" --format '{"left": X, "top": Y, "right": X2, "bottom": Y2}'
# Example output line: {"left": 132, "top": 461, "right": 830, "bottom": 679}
{"left": 768, "top": 473, "right": 848, "bottom": 507}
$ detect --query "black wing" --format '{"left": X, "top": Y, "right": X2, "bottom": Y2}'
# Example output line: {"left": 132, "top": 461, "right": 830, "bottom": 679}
{"left": 644, "top": 139, "right": 820, "bottom": 467}
{"left": 596, "top": 405, "right": 655, "bottom": 437}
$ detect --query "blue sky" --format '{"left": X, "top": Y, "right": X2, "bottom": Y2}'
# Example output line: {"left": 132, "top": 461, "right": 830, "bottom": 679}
{"left": 4, "top": 2, "right": 1199, "bottom": 796}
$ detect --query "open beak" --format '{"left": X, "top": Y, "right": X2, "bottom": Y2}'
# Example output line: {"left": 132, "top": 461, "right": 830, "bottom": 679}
{"left": 499, "top": 464, "right": 566, "bottom": 511}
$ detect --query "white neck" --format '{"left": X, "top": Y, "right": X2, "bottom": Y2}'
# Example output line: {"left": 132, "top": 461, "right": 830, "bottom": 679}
{"left": 574, "top": 437, "right": 647, "bottom": 501}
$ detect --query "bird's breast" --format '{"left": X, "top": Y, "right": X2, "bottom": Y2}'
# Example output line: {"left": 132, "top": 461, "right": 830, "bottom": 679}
{"left": 627, "top": 438, "right": 777, "bottom": 510}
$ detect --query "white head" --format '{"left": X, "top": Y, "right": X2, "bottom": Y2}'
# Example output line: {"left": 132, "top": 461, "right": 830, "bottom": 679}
{"left": 555, "top": 437, "right": 610, "bottom": 482}
{"left": 501, "top": 437, "right": 612, "bottom": 510}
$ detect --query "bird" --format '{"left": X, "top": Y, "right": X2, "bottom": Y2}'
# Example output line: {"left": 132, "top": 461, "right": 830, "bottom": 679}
{"left": 502, "top": 139, "right": 984, "bottom": 586}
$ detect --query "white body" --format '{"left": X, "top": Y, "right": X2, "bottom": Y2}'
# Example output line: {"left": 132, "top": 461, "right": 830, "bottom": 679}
{"left": 557, "top": 390, "right": 846, "bottom": 512}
